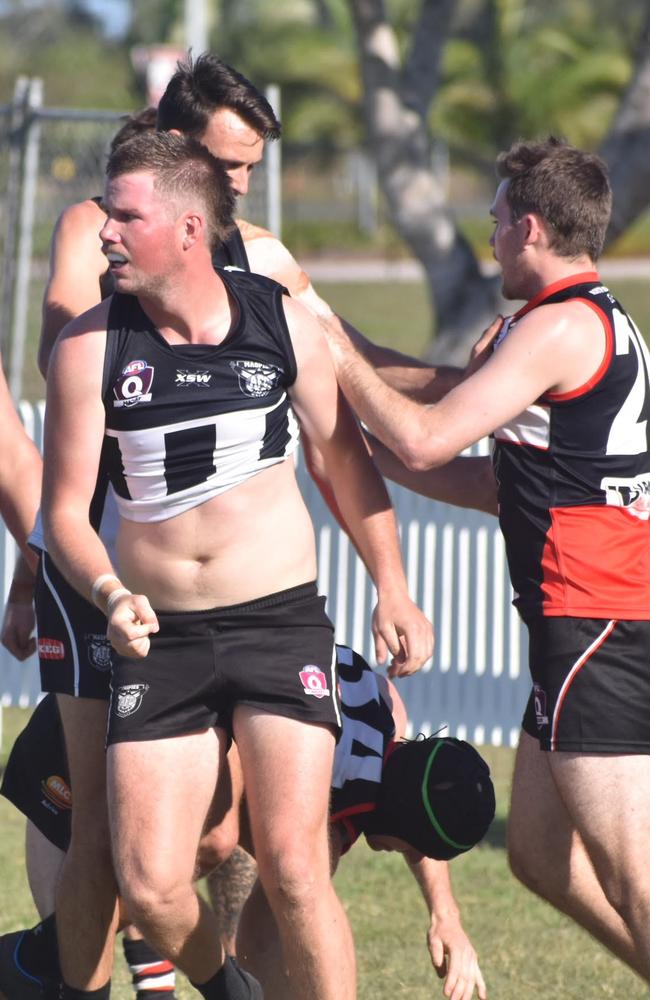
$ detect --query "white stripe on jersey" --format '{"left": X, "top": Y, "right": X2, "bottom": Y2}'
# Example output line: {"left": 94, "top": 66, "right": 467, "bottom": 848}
{"left": 493, "top": 403, "right": 550, "bottom": 449}
{"left": 106, "top": 393, "right": 299, "bottom": 522}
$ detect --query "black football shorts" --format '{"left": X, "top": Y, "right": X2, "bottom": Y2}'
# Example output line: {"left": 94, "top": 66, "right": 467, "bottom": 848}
{"left": 107, "top": 582, "right": 340, "bottom": 745}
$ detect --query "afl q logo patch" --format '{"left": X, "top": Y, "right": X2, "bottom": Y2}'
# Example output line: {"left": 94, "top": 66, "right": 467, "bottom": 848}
{"left": 113, "top": 359, "right": 155, "bottom": 408}
{"left": 230, "top": 360, "right": 282, "bottom": 398}
{"left": 114, "top": 683, "right": 150, "bottom": 718}
{"left": 299, "top": 665, "right": 330, "bottom": 700}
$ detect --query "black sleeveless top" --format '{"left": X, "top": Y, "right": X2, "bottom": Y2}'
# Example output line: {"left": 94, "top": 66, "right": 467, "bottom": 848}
{"left": 101, "top": 268, "right": 299, "bottom": 523}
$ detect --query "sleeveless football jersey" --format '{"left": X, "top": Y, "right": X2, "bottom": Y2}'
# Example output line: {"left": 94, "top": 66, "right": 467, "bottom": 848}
{"left": 102, "top": 267, "right": 300, "bottom": 523}
{"left": 492, "top": 272, "right": 650, "bottom": 621}
{"left": 212, "top": 225, "right": 250, "bottom": 272}
{"left": 330, "top": 645, "right": 396, "bottom": 851}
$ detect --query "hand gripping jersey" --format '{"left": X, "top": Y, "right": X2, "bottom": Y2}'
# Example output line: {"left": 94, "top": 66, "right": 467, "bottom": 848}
{"left": 330, "top": 645, "right": 396, "bottom": 852}
{"left": 102, "top": 268, "right": 300, "bottom": 523}
{"left": 492, "top": 272, "right": 650, "bottom": 621}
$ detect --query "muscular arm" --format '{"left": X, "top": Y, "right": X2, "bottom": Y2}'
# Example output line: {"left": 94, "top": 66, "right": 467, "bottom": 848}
{"left": 241, "top": 220, "right": 471, "bottom": 400}
{"left": 322, "top": 301, "right": 606, "bottom": 470}
{"left": 42, "top": 303, "right": 157, "bottom": 656}
{"left": 367, "top": 438, "right": 498, "bottom": 516}
{"left": 39, "top": 199, "right": 108, "bottom": 378}
{"left": 284, "top": 296, "right": 433, "bottom": 676}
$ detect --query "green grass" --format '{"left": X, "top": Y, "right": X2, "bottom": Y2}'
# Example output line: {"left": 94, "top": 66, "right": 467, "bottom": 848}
{"left": 2, "top": 710, "right": 649, "bottom": 998}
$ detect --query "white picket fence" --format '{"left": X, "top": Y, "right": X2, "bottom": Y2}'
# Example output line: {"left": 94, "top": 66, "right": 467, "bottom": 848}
{"left": 0, "top": 402, "right": 530, "bottom": 748}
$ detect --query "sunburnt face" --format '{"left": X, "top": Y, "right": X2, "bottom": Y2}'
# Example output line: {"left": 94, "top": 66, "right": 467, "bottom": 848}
{"left": 199, "top": 107, "right": 265, "bottom": 197}
{"left": 100, "top": 171, "right": 181, "bottom": 298}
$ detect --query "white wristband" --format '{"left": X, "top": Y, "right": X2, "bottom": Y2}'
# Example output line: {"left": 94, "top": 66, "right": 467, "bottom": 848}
{"left": 91, "top": 573, "right": 120, "bottom": 608}
{"left": 105, "top": 588, "right": 132, "bottom": 616}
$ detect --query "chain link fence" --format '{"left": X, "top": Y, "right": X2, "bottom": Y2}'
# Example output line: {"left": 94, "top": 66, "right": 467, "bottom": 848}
{"left": 0, "top": 77, "right": 277, "bottom": 402}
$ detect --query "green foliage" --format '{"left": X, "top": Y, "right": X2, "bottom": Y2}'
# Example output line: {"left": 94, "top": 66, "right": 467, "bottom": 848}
{"left": 435, "top": 0, "right": 635, "bottom": 158}
{"left": 0, "top": 5, "right": 134, "bottom": 108}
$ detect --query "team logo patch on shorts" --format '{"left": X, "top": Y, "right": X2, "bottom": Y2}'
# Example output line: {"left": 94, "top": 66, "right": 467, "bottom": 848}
{"left": 86, "top": 634, "right": 113, "bottom": 672}
{"left": 533, "top": 683, "right": 549, "bottom": 728}
{"left": 114, "top": 683, "right": 150, "bottom": 718}
{"left": 38, "top": 638, "right": 65, "bottom": 660}
{"left": 299, "top": 665, "right": 330, "bottom": 700}
{"left": 41, "top": 774, "right": 72, "bottom": 811}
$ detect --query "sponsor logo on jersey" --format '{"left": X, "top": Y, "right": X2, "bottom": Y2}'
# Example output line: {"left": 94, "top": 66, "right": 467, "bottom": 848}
{"left": 41, "top": 774, "right": 72, "bottom": 811}
{"left": 86, "top": 633, "right": 113, "bottom": 672}
{"left": 533, "top": 683, "right": 549, "bottom": 728}
{"left": 38, "top": 638, "right": 65, "bottom": 660}
{"left": 175, "top": 370, "right": 212, "bottom": 387}
{"left": 114, "top": 682, "right": 150, "bottom": 718}
{"left": 601, "top": 473, "right": 650, "bottom": 519}
{"left": 299, "top": 665, "right": 330, "bottom": 699}
{"left": 230, "top": 360, "right": 282, "bottom": 398}
{"left": 113, "top": 360, "right": 155, "bottom": 408}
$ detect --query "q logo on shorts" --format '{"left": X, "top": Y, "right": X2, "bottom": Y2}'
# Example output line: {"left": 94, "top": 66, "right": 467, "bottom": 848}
{"left": 299, "top": 665, "right": 330, "bottom": 700}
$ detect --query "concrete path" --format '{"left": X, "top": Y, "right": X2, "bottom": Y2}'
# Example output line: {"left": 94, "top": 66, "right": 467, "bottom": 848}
{"left": 301, "top": 255, "right": 650, "bottom": 283}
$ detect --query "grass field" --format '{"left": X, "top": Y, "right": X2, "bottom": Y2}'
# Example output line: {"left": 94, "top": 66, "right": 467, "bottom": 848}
{"left": 1, "top": 708, "right": 648, "bottom": 999}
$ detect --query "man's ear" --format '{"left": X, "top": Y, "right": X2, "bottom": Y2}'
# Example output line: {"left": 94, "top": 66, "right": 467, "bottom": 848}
{"left": 522, "top": 212, "right": 546, "bottom": 248}
{"left": 181, "top": 213, "right": 203, "bottom": 249}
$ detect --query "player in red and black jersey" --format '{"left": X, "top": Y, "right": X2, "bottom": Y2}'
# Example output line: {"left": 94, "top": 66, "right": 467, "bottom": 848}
{"left": 321, "top": 137, "right": 650, "bottom": 983}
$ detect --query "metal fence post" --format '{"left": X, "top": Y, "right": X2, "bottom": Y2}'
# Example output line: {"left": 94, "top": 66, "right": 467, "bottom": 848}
{"left": 265, "top": 84, "right": 282, "bottom": 239}
{"left": 0, "top": 76, "right": 30, "bottom": 357}
{"left": 9, "top": 76, "right": 43, "bottom": 400}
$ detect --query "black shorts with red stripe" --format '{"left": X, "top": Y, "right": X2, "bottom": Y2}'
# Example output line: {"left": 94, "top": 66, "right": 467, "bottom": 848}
{"left": 522, "top": 617, "right": 650, "bottom": 752}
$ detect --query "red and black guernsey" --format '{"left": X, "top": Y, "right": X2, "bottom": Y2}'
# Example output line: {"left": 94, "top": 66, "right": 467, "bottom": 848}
{"left": 492, "top": 272, "right": 650, "bottom": 622}
{"left": 101, "top": 267, "right": 300, "bottom": 523}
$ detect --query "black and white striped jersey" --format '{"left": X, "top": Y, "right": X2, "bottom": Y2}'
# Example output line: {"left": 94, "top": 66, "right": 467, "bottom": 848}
{"left": 102, "top": 268, "right": 300, "bottom": 523}
{"left": 330, "top": 645, "right": 396, "bottom": 850}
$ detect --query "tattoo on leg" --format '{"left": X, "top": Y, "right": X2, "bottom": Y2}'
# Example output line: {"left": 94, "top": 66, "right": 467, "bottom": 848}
{"left": 207, "top": 847, "right": 258, "bottom": 954}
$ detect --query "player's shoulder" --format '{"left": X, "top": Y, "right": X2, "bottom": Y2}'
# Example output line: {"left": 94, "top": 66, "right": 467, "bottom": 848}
{"left": 55, "top": 197, "right": 105, "bottom": 236}
{"left": 58, "top": 295, "right": 111, "bottom": 340}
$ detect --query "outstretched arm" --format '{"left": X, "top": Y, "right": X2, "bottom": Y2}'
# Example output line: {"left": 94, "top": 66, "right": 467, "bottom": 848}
{"left": 407, "top": 856, "right": 487, "bottom": 1000}
{"left": 321, "top": 302, "right": 598, "bottom": 470}
{"left": 367, "top": 438, "right": 498, "bottom": 516}
{"left": 240, "top": 221, "right": 489, "bottom": 400}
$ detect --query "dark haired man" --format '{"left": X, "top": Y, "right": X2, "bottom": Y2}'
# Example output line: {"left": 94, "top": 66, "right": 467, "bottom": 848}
{"left": 40, "top": 131, "right": 431, "bottom": 1000}
{"left": 1, "top": 646, "right": 493, "bottom": 1000}
{"left": 320, "top": 136, "right": 650, "bottom": 982}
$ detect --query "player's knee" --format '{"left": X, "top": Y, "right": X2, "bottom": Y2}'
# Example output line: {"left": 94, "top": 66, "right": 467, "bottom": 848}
{"left": 196, "top": 823, "right": 239, "bottom": 877}
{"left": 256, "top": 844, "right": 327, "bottom": 916}
{"left": 118, "top": 872, "right": 186, "bottom": 931}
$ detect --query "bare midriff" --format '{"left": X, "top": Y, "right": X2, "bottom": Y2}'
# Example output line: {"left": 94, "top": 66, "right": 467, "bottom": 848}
{"left": 117, "top": 460, "right": 317, "bottom": 610}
